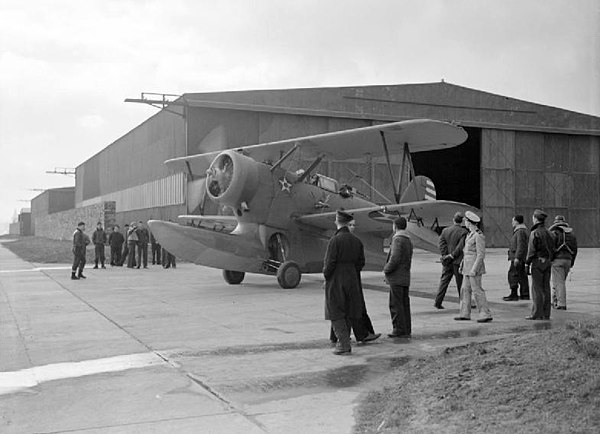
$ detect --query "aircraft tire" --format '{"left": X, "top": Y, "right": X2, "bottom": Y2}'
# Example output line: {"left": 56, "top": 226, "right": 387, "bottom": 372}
{"left": 223, "top": 270, "right": 245, "bottom": 285}
{"left": 277, "top": 261, "right": 301, "bottom": 289}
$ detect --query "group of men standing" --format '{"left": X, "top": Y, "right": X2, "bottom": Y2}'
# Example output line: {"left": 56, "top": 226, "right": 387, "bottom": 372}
{"left": 71, "top": 220, "right": 176, "bottom": 280}
{"left": 324, "top": 210, "right": 413, "bottom": 355}
{"left": 323, "top": 207, "right": 578, "bottom": 356}
{"left": 433, "top": 209, "right": 577, "bottom": 321}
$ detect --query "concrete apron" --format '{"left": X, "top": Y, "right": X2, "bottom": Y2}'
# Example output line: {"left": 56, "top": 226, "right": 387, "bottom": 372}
{"left": 1, "top": 241, "right": 599, "bottom": 433}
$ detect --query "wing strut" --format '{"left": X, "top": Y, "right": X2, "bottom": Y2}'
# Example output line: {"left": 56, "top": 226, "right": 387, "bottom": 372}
{"left": 185, "top": 161, "right": 197, "bottom": 181}
{"left": 297, "top": 154, "right": 325, "bottom": 183}
{"left": 380, "top": 131, "right": 401, "bottom": 203}
{"left": 271, "top": 143, "right": 300, "bottom": 172}
{"left": 399, "top": 142, "right": 418, "bottom": 202}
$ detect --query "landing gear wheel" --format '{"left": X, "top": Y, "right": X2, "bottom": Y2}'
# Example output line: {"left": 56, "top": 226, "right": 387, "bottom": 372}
{"left": 277, "top": 261, "right": 301, "bottom": 289}
{"left": 223, "top": 270, "right": 245, "bottom": 285}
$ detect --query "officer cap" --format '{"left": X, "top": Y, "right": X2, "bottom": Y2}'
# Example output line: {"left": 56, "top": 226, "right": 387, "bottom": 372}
{"left": 465, "top": 211, "right": 480, "bottom": 223}
{"left": 533, "top": 209, "right": 548, "bottom": 221}
{"left": 335, "top": 210, "right": 354, "bottom": 224}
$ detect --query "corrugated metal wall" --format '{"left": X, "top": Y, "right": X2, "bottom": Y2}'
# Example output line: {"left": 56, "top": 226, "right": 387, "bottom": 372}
{"left": 482, "top": 129, "right": 599, "bottom": 247}
{"left": 81, "top": 173, "right": 186, "bottom": 212}
{"left": 76, "top": 108, "right": 185, "bottom": 206}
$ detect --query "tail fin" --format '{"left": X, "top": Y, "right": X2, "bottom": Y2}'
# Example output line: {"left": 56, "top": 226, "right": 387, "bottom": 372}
{"left": 399, "top": 176, "right": 436, "bottom": 203}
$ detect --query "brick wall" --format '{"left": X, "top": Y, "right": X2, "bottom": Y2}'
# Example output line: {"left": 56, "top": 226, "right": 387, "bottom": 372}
{"left": 34, "top": 202, "right": 116, "bottom": 240}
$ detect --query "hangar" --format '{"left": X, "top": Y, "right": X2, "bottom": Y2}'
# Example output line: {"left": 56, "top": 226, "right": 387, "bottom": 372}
{"left": 75, "top": 82, "right": 600, "bottom": 247}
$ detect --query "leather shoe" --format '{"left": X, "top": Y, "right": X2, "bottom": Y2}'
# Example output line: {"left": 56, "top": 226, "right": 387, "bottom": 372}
{"left": 502, "top": 295, "right": 519, "bottom": 301}
{"left": 525, "top": 316, "right": 542, "bottom": 320}
{"left": 434, "top": 304, "right": 445, "bottom": 309}
{"left": 454, "top": 317, "right": 470, "bottom": 321}
{"left": 556, "top": 306, "right": 567, "bottom": 310}
{"left": 477, "top": 317, "right": 493, "bottom": 323}
{"left": 388, "top": 333, "right": 410, "bottom": 338}
{"left": 78, "top": 274, "right": 86, "bottom": 279}
{"left": 333, "top": 348, "right": 351, "bottom": 355}
{"left": 361, "top": 333, "right": 381, "bottom": 343}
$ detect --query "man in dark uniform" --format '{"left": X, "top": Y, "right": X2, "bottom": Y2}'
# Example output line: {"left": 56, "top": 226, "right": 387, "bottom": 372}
{"left": 504, "top": 215, "right": 530, "bottom": 301}
{"left": 434, "top": 212, "right": 467, "bottom": 309}
{"left": 323, "top": 210, "right": 366, "bottom": 355}
{"left": 150, "top": 230, "right": 161, "bottom": 265}
{"left": 384, "top": 217, "right": 414, "bottom": 337}
{"left": 329, "top": 219, "right": 381, "bottom": 346}
{"left": 136, "top": 220, "right": 149, "bottom": 269}
{"left": 71, "top": 222, "right": 90, "bottom": 280}
{"left": 525, "top": 209, "right": 555, "bottom": 320}
{"left": 92, "top": 221, "right": 107, "bottom": 269}
{"left": 108, "top": 225, "right": 125, "bottom": 266}
{"left": 120, "top": 223, "right": 130, "bottom": 266}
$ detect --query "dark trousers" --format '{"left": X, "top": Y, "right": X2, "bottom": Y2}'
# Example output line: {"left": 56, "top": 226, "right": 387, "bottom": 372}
{"left": 151, "top": 243, "right": 161, "bottom": 264}
{"left": 389, "top": 284, "right": 411, "bottom": 336}
{"left": 127, "top": 242, "right": 137, "bottom": 268}
{"left": 162, "top": 248, "right": 175, "bottom": 268}
{"left": 137, "top": 242, "right": 148, "bottom": 268}
{"left": 508, "top": 260, "right": 530, "bottom": 297}
{"left": 435, "top": 264, "right": 463, "bottom": 307}
{"left": 72, "top": 247, "right": 86, "bottom": 275}
{"left": 121, "top": 243, "right": 129, "bottom": 266}
{"left": 331, "top": 319, "right": 351, "bottom": 350}
{"left": 110, "top": 245, "right": 122, "bottom": 266}
{"left": 530, "top": 258, "right": 551, "bottom": 318}
{"left": 94, "top": 244, "right": 105, "bottom": 266}
{"left": 330, "top": 311, "right": 374, "bottom": 342}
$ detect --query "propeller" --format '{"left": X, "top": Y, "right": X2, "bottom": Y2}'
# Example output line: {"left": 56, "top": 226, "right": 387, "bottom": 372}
{"left": 207, "top": 154, "right": 234, "bottom": 198}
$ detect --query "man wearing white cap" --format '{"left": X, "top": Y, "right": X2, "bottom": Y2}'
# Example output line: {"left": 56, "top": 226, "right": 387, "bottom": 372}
{"left": 454, "top": 211, "right": 493, "bottom": 322}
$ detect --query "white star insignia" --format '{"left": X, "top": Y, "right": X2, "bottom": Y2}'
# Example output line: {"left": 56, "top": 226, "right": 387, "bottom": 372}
{"left": 279, "top": 177, "right": 292, "bottom": 193}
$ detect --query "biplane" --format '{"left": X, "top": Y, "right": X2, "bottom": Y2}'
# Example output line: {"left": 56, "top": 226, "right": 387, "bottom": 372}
{"left": 148, "top": 119, "right": 480, "bottom": 288}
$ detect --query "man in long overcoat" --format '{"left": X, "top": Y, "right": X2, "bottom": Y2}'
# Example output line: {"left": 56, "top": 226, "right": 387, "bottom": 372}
{"left": 323, "top": 210, "right": 366, "bottom": 355}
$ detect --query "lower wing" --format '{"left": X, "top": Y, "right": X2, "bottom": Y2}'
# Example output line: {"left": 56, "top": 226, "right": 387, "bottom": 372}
{"left": 148, "top": 220, "right": 266, "bottom": 273}
{"left": 296, "top": 200, "right": 480, "bottom": 253}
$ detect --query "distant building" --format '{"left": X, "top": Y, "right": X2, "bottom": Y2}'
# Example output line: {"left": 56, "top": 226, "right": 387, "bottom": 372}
{"left": 74, "top": 82, "right": 600, "bottom": 246}
{"left": 9, "top": 208, "right": 32, "bottom": 236}
{"left": 31, "top": 187, "right": 75, "bottom": 235}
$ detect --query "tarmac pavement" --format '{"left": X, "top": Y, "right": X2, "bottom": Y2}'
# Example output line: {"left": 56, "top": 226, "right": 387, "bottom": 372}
{"left": 1, "top": 240, "right": 599, "bottom": 433}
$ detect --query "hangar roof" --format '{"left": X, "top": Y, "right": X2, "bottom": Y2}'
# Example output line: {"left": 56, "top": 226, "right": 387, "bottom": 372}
{"left": 181, "top": 82, "right": 600, "bottom": 136}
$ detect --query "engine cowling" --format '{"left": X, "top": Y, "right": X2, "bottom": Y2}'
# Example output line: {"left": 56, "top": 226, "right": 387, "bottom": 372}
{"left": 205, "top": 150, "right": 260, "bottom": 210}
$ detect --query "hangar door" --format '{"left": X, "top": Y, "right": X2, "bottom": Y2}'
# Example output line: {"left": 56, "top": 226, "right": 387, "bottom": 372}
{"left": 481, "top": 129, "right": 599, "bottom": 247}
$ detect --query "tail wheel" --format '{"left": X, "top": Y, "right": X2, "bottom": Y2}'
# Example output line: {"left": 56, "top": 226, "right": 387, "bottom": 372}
{"left": 223, "top": 270, "right": 245, "bottom": 285}
{"left": 277, "top": 261, "right": 301, "bottom": 289}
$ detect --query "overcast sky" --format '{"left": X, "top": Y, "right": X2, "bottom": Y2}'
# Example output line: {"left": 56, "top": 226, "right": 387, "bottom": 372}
{"left": 1, "top": 0, "right": 599, "bottom": 233}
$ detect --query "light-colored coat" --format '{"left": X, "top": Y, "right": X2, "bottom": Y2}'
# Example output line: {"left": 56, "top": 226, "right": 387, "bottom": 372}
{"left": 460, "top": 229, "right": 486, "bottom": 276}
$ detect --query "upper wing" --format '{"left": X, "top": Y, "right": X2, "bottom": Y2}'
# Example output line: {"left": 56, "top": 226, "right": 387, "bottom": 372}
{"left": 295, "top": 200, "right": 480, "bottom": 235}
{"left": 164, "top": 119, "right": 467, "bottom": 176}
